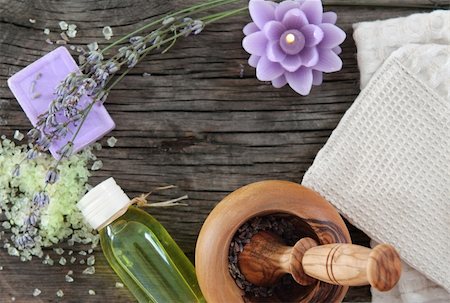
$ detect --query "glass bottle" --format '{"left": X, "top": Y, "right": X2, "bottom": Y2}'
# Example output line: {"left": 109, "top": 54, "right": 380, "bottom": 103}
{"left": 77, "top": 178, "right": 204, "bottom": 303}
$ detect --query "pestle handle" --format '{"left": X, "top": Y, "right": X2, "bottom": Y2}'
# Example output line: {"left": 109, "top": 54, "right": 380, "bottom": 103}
{"left": 238, "top": 232, "right": 401, "bottom": 291}
{"left": 302, "top": 243, "right": 402, "bottom": 291}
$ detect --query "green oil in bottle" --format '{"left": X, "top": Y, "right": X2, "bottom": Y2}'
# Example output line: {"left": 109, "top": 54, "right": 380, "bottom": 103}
{"left": 77, "top": 178, "right": 204, "bottom": 303}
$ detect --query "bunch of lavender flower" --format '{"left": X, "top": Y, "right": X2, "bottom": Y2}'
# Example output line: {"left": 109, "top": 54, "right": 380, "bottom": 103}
{"left": 11, "top": 0, "right": 246, "bottom": 244}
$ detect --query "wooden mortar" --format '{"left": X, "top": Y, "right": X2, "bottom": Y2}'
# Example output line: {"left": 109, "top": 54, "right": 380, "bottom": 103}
{"left": 195, "top": 180, "right": 401, "bottom": 303}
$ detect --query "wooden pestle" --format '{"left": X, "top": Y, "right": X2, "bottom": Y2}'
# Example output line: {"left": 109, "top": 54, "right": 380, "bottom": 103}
{"left": 238, "top": 231, "right": 402, "bottom": 291}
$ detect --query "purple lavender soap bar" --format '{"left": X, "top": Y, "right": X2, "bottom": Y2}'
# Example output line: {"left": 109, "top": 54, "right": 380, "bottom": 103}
{"left": 7, "top": 46, "right": 115, "bottom": 159}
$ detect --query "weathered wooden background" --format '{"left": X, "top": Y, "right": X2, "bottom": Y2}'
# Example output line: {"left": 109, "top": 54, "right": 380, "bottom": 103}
{"left": 0, "top": 0, "right": 448, "bottom": 302}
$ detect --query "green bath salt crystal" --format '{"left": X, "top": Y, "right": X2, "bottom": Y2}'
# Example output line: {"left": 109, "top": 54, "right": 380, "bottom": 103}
{"left": 0, "top": 137, "right": 100, "bottom": 260}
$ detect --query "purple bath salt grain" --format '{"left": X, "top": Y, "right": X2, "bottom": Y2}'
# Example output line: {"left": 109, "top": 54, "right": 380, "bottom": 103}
{"left": 7, "top": 46, "right": 115, "bottom": 159}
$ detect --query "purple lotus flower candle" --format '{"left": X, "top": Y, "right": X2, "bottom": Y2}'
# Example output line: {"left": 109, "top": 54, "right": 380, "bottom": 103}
{"left": 242, "top": 0, "right": 346, "bottom": 95}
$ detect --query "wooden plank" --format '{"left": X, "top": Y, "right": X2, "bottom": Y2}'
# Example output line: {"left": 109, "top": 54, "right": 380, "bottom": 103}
{"left": 0, "top": 0, "right": 439, "bottom": 302}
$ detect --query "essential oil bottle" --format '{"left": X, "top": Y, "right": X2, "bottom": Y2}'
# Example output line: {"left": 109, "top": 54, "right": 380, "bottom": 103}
{"left": 77, "top": 178, "right": 204, "bottom": 303}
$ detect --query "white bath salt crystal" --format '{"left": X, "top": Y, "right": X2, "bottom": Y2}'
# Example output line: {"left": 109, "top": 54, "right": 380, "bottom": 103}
{"left": 65, "top": 275, "right": 74, "bottom": 283}
{"left": 70, "top": 256, "right": 76, "bottom": 264}
{"left": 76, "top": 46, "right": 84, "bottom": 53}
{"left": 2, "top": 221, "right": 11, "bottom": 229}
{"left": 115, "top": 282, "right": 124, "bottom": 288}
{"left": 59, "top": 257, "right": 66, "bottom": 265}
{"left": 102, "top": 26, "right": 113, "bottom": 40}
{"left": 53, "top": 247, "right": 64, "bottom": 255}
{"left": 7, "top": 247, "right": 19, "bottom": 257}
{"left": 29, "top": 19, "right": 36, "bottom": 24}
{"left": 107, "top": 136, "right": 117, "bottom": 147}
{"left": 68, "top": 24, "right": 77, "bottom": 31}
{"left": 58, "top": 21, "right": 68, "bottom": 30}
{"left": 11, "top": 296, "right": 15, "bottom": 301}
{"left": 79, "top": 250, "right": 87, "bottom": 256}
{"left": 88, "top": 289, "right": 96, "bottom": 295}
{"left": 87, "top": 255, "right": 95, "bottom": 266}
{"left": 56, "top": 40, "right": 67, "bottom": 45}
{"left": 67, "top": 270, "right": 73, "bottom": 275}
{"left": 43, "top": 28, "right": 50, "bottom": 35}
{"left": 0, "top": 266, "right": 3, "bottom": 270}
{"left": 79, "top": 259, "right": 85, "bottom": 264}
{"left": 87, "top": 41, "right": 98, "bottom": 51}
{"left": 13, "top": 130, "right": 24, "bottom": 141}
{"left": 142, "top": 72, "right": 151, "bottom": 77}
{"left": 67, "top": 29, "right": 77, "bottom": 38}
{"left": 78, "top": 55, "right": 86, "bottom": 65}
{"left": 56, "top": 289, "right": 64, "bottom": 297}
{"left": 87, "top": 248, "right": 93, "bottom": 254}
{"left": 83, "top": 266, "right": 95, "bottom": 275}
{"left": 47, "top": 258, "right": 54, "bottom": 266}
{"left": 45, "top": 38, "right": 53, "bottom": 45}
{"left": 32, "top": 288, "right": 41, "bottom": 297}
{"left": 68, "top": 250, "right": 73, "bottom": 255}
{"left": 91, "top": 160, "right": 103, "bottom": 171}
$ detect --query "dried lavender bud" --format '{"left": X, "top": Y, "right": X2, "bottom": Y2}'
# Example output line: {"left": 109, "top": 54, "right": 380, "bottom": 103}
{"left": 45, "top": 168, "right": 59, "bottom": 184}
{"left": 15, "top": 234, "right": 34, "bottom": 248}
{"left": 11, "top": 164, "right": 20, "bottom": 177}
{"left": 32, "top": 191, "right": 50, "bottom": 208}
{"left": 37, "top": 135, "right": 51, "bottom": 151}
{"left": 27, "top": 128, "right": 41, "bottom": 141}
{"left": 58, "top": 142, "right": 73, "bottom": 157}
{"left": 26, "top": 148, "right": 39, "bottom": 160}
{"left": 87, "top": 50, "right": 103, "bottom": 64}
{"left": 162, "top": 17, "right": 175, "bottom": 25}
{"left": 25, "top": 213, "right": 38, "bottom": 226}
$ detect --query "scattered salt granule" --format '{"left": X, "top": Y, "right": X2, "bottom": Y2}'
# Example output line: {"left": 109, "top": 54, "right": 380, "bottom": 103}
{"left": 79, "top": 250, "right": 87, "bottom": 256}
{"left": 0, "top": 266, "right": 3, "bottom": 270}
{"left": 13, "top": 130, "right": 24, "bottom": 141}
{"left": 115, "top": 282, "right": 124, "bottom": 288}
{"left": 59, "top": 257, "right": 66, "bottom": 265}
{"left": 87, "top": 248, "right": 93, "bottom": 254}
{"left": 83, "top": 266, "right": 95, "bottom": 275}
{"left": 29, "top": 19, "right": 36, "bottom": 24}
{"left": 91, "top": 160, "right": 103, "bottom": 171}
{"left": 58, "top": 21, "right": 68, "bottom": 30}
{"left": 142, "top": 72, "right": 151, "bottom": 77}
{"left": 88, "top": 289, "right": 96, "bottom": 295}
{"left": 67, "top": 270, "right": 73, "bottom": 275}
{"left": 67, "top": 24, "right": 77, "bottom": 38}
{"left": 32, "top": 288, "right": 41, "bottom": 297}
{"left": 65, "top": 275, "right": 74, "bottom": 283}
{"left": 45, "top": 38, "right": 53, "bottom": 45}
{"left": 56, "top": 289, "right": 64, "bottom": 297}
{"left": 53, "top": 247, "right": 64, "bottom": 255}
{"left": 68, "top": 250, "right": 73, "bottom": 255}
{"left": 56, "top": 40, "right": 67, "bottom": 45}
{"left": 79, "top": 259, "right": 85, "bottom": 264}
{"left": 107, "top": 136, "right": 117, "bottom": 147}
{"left": 43, "top": 28, "right": 50, "bottom": 35}
{"left": 78, "top": 55, "right": 86, "bottom": 65}
{"left": 87, "top": 41, "right": 98, "bottom": 51}
{"left": 102, "top": 26, "right": 113, "bottom": 40}
{"left": 87, "top": 255, "right": 95, "bottom": 266}
{"left": 70, "top": 256, "right": 76, "bottom": 264}
{"left": 8, "top": 247, "right": 19, "bottom": 257}
{"left": 60, "top": 32, "right": 70, "bottom": 42}
{"left": 11, "top": 296, "right": 15, "bottom": 301}
{"left": 2, "top": 222, "right": 11, "bottom": 229}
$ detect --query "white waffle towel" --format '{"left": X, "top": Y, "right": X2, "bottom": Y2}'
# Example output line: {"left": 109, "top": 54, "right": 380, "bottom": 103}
{"left": 302, "top": 10, "right": 450, "bottom": 303}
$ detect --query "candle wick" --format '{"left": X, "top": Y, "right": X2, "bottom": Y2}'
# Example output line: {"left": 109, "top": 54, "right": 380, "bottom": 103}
{"left": 285, "top": 33, "right": 296, "bottom": 44}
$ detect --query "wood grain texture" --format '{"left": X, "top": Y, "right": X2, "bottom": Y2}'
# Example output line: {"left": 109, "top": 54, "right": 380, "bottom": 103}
{"left": 0, "top": 0, "right": 444, "bottom": 302}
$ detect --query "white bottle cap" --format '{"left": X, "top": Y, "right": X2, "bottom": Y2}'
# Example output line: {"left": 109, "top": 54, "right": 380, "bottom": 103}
{"left": 77, "top": 177, "right": 130, "bottom": 230}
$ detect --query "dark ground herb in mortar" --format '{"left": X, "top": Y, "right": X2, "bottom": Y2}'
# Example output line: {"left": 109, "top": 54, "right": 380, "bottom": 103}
{"left": 228, "top": 214, "right": 304, "bottom": 298}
